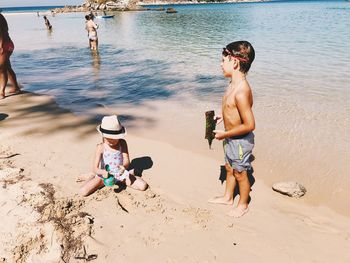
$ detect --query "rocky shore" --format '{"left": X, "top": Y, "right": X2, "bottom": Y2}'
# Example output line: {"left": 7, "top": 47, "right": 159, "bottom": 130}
{"left": 52, "top": 0, "right": 265, "bottom": 13}
{"left": 52, "top": 0, "right": 144, "bottom": 13}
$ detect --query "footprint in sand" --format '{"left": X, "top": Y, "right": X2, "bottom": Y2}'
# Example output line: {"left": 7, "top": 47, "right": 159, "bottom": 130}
{"left": 182, "top": 206, "right": 212, "bottom": 229}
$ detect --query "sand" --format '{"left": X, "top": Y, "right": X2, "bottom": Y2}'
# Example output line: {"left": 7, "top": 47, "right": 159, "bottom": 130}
{"left": 1, "top": 92, "right": 350, "bottom": 262}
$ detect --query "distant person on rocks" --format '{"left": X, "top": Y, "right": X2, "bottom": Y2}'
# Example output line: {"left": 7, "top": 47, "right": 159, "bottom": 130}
{"left": 85, "top": 14, "right": 99, "bottom": 51}
{"left": 0, "top": 13, "right": 20, "bottom": 99}
{"left": 209, "top": 41, "right": 256, "bottom": 218}
{"left": 43, "top": 15, "right": 52, "bottom": 30}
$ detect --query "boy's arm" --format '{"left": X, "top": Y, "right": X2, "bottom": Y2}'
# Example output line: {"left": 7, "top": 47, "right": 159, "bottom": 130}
{"left": 92, "top": 144, "right": 108, "bottom": 178}
{"left": 214, "top": 92, "right": 255, "bottom": 140}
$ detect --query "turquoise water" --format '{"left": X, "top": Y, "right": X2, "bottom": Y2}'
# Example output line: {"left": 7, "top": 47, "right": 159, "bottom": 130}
{"left": 5, "top": 1, "right": 350, "bottom": 108}
{"left": 0, "top": 6, "right": 63, "bottom": 13}
{"left": 2, "top": 0, "right": 350, "bottom": 213}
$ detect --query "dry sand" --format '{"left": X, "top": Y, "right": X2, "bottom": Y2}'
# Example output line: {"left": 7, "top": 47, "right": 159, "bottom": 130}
{"left": 1, "top": 92, "right": 350, "bottom": 262}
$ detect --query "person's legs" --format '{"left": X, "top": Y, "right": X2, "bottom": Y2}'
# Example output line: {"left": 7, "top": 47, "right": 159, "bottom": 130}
{"left": 125, "top": 171, "right": 148, "bottom": 191}
{"left": 208, "top": 162, "right": 236, "bottom": 205}
{"left": 227, "top": 169, "right": 250, "bottom": 217}
{"left": 6, "top": 57, "right": 20, "bottom": 93}
{"left": 0, "top": 52, "right": 9, "bottom": 99}
{"left": 79, "top": 176, "right": 104, "bottom": 196}
{"left": 91, "top": 40, "right": 97, "bottom": 51}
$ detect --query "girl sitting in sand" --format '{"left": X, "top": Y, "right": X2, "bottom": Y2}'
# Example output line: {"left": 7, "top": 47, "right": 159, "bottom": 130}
{"left": 79, "top": 115, "right": 148, "bottom": 196}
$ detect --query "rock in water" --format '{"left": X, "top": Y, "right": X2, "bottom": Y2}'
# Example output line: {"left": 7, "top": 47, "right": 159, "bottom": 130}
{"left": 166, "top": 7, "right": 177, "bottom": 13}
{"left": 272, "top": 181, "right": 306, "bottom": 198}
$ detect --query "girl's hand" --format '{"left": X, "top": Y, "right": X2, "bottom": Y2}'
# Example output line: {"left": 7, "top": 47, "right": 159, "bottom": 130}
{"left": 214, "top": 115, "right": 223, "bottom": 125}
{"left": 118, "top": 165, "right": 125, "bottom": 175}
{"left": 213, "top": 129, "right": 226, "bottom": 140}
{"left": 102, "top": 170, "right": 109, "bottom": 178}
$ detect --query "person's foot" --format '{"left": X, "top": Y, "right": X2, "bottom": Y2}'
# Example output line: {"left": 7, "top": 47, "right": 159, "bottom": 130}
{"left": 0, "top": 93, "right": 5, "bottom": 100}
{"left": 227, "top": 205, "right": 249, "bottom": 218}
{"left": 8, "top": 87, "right": 20, "bottom": 95}
{"left": 208, "top": 196, "right": 234, "bottom": 205}
{"left": 76, "top": 173, "right": 94, "bottom": 182}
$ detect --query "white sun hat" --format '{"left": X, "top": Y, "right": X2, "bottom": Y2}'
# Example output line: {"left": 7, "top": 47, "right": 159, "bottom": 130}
{"left": 96, "top": 115, "right": 127, "bottom": 139}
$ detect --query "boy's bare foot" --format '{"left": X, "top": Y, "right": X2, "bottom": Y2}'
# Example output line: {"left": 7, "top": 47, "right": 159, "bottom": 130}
{"left": 0, "top": 93, "right": 5, "bottom": 99}
{"left": 227, "top": 205, "right": 249, "bottom": 218}
{"left": 208, "top": 196, "right": 234, "bottom": 205}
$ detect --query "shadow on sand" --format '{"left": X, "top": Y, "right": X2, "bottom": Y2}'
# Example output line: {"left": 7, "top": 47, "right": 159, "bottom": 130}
{"left": 129, "top": 156, "right": 153, "bottom": 177}
{"left": 0, "top": 113, "right": 8, "bottom": 121}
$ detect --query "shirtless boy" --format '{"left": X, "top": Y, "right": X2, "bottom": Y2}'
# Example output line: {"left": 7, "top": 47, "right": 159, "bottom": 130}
{"left": 209, "top": 41, "right": 255, "bottom": 218}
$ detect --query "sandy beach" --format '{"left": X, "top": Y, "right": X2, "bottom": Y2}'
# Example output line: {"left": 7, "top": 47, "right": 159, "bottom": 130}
{"left": 1, "top": 92, "right": 350, "bottom": 262}
{"left": 1, "top": 1, "right": 350, "bottom": 261}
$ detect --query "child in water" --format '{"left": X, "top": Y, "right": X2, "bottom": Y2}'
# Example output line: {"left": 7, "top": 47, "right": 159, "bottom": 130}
{"left": 43, "top": 16, "right": 52, "bottom": 30}
{"left": 79, "top": 115, "right": 148, "bottom": 196}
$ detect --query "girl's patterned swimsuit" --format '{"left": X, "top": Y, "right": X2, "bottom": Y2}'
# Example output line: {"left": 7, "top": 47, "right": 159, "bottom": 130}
{"left": 99, "top": 145, "right": 125, "bottom": 181}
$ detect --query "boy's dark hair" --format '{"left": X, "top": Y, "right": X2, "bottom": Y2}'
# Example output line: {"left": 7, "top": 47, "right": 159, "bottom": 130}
{"left": 224, "top": 41, "right": 255, "bottom": 74}
{"left": 85, "top": 15, "right": 91, "bottom": 20}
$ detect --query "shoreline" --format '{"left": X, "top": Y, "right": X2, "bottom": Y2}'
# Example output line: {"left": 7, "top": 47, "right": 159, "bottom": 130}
{"left": 0, "top": 0, "right": 269, "bottom": 16}
{"left": 138, "top": 0, "right": 267, "bottom": 6}
{"left": 1, "top": 91, "right": 350, "bottom": 262}
{"left": 5, "top": 0, "right": 268, "bottom": 14}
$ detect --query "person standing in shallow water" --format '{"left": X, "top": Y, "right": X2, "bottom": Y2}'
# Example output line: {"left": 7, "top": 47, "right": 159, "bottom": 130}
{"left": 85, "top": 14, "right": 99, "bottom": 51}
{"left": 209, "top": 41, "right": 256, "bottom": 218}
{"left": 0, "top": 13, "right": 20, "bottom": 99}
{"left": 43, "top": 16, "right": 52, "bottom": 30}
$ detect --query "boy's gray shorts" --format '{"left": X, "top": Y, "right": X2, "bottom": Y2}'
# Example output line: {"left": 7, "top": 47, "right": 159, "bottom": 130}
{"left": 224, "top": 132, "right": 254, "bottom": 172}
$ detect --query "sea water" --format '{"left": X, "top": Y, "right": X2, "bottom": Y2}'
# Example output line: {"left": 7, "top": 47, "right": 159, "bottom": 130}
{"left": 2, "top": 0, "right": 350, "bottom": 215}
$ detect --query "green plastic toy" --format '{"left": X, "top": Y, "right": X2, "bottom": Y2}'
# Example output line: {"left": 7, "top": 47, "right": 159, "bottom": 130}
{"left": 103, "top": 164, "right": 115, "bottom": 187}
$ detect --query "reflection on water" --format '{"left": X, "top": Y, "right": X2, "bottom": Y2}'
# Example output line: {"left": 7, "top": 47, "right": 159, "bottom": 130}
{"left": 46, "top": 28, "right": 53, "bottom": 38}
{"left": 4, "top": 1, "right": 350, "bottom": 215}
{"left": 91, "top": 50, "right": 101, "bottom": 80}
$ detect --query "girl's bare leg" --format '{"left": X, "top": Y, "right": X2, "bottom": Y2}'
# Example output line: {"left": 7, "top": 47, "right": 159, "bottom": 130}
{"left": 79, "top": 176, "right": 104, "bottom": 196}
{"left": 125, "top": 171, "right": 148, "bottom": 191}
